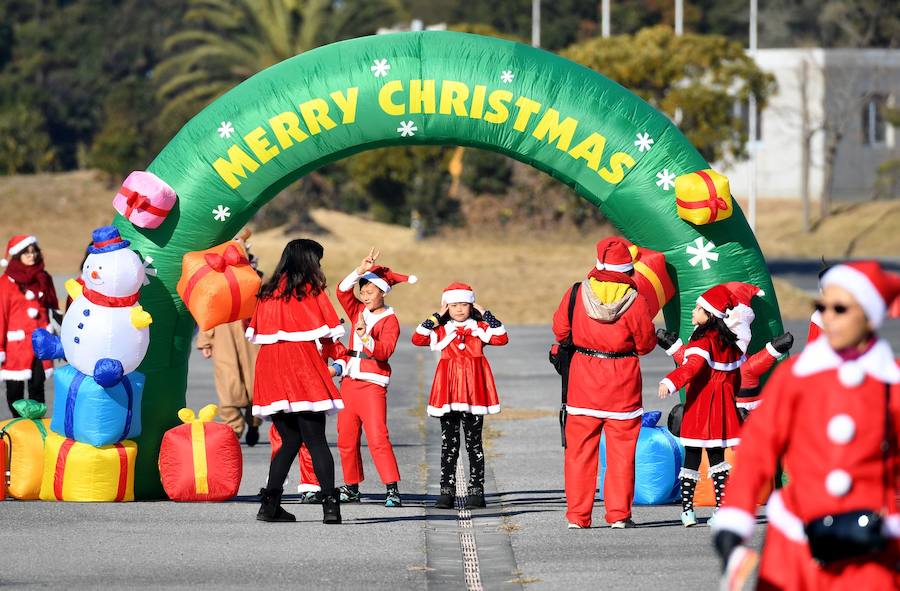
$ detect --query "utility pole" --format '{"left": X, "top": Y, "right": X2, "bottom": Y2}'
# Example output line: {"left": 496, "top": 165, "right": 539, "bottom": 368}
{"left": 532, "top": 0, "right": 541, "bottom": 47}
{"left": 674, "top": 0, "right": 683, "bottom": 35}
{"left": 602, "top": 0, "right": 610, "bottom": 38}
{"left": 748, "top": 0, "right": 758, "bottom": 231}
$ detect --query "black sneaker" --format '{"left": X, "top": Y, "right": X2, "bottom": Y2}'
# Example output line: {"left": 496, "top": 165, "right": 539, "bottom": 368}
{"left": 338, "top": 484, "right": 360, "bottom": 503}
{"left": 465, "top": 494, "right": 485, "bottom": 509}
{"left": 434, "top": 487, "right": 455, "bottom": 509}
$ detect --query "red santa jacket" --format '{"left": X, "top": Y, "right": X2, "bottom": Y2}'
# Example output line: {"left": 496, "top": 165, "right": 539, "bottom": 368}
{"left": 334, "top": 271, "right": 400, "bottom": 388}
{"left": 552, "top": 282, "right": 656, "bottom": 419}
{"left": 245, "top": 286, "right": 345, "bottom": 345}
{"left": 713, "top": 337, "right": 900, "bottom": 544}
{"left": 0, "top": 274, "right": 55, "bottom": 380}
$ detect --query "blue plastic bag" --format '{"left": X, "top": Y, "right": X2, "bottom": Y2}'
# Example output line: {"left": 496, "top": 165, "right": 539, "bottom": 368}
{"left": 599, "top": 411, "right": 683, "bottom": 505}
{"left": 51, "top": 364, "right": 143, "bottom": 447}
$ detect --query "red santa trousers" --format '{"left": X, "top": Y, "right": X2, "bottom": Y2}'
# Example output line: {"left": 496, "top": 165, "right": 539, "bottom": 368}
{"left": 337, "top": 379, "right": 400, "bottom": 485}
{"left": 564, "top": 413, "right": 641, "bottom": 527}
{"left": 756, "top": 523, "right": 899, "bottom": 591}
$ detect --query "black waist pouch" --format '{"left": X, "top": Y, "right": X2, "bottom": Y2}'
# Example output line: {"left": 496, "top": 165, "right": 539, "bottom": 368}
{"left": 804, "top": 510, "right": 886, "bottom": 565}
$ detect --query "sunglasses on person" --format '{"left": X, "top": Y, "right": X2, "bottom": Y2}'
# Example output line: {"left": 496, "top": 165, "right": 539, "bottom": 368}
{"left": 814, "top": 301, "right": 850, "bottom": 315}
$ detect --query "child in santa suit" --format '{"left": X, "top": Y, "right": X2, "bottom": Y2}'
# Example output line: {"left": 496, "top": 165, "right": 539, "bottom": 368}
{"left": 552, "top": 237, "right": 656, "bottom": 529}
{"left": 712, "top": 261, "right": 900, "bottom": 590}
{"left": 0, "top": 235, "right": 58, "bottom": 417}
{"left": 658, "top": 283, "right": 759, "bottom": 527}
{"left": 332, "top": 248, "right": 414, "bottom": 508}
{"left": 247, "top": 239, "right": 345, "bottom": 524}
{"left": 412, "top": 282, "right": 507, "bottom": 509}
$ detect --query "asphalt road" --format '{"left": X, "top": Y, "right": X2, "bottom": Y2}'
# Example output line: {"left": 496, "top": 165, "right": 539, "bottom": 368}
{"left": 1, "top": 320, "right": 898, "bottom": 590}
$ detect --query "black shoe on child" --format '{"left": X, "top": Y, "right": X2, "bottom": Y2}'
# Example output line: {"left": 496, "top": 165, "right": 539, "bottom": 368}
{"left": 323, "top": 490, "right": 342, "bottom": 524}
{"left": 465, "top": 487, "right": 485, "bottom": 509}
{"left": 434, "top": 487, "right": 455, "bottom": 509}
{"left": 256, "top": 487, "right": 296, "bottom": 522}
{"left": 245, "top": 424, "right": 259, "bottom": 447}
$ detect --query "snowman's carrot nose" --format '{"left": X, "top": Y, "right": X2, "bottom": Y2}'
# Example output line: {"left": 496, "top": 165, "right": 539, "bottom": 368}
{"left": 91, "top": 270, "right": 100, "bottom": 279}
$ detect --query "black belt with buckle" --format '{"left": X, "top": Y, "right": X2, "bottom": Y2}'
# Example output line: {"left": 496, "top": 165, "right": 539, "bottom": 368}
{"left": 347, "top": 350, "right": 369, "bottom": 359}
{"left": 574, "top": 347, "right": 636, "bottom": 359}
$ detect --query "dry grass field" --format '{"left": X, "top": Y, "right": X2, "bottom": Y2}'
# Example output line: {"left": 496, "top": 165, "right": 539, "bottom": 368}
{"left": 1, "top": 170, "right": 895, "bottom": 322}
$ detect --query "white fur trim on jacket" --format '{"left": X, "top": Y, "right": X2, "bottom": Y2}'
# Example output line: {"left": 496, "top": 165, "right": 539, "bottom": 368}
{"left": 665, "top": 339, "right": 683, "bottom": 356}
{"left": 565, "top": 406, "right": 643, "bottom": 420}
{"left": 6, "top": 330, "right": 25, "bottom": 342}
{"left": 339, "top": 270, "right": 361, "bottom": 292}
{"left": 678, "top": 436, "right": 741, "bottom": 448}
{"left": 427, "top": 403, "right": 501, "bottom": 417}
{"left": 246, "top": 324, "right": 345, "bottom": 345}
{"left": 0, "top": 352, "right": 5, "bottom": 364}
{"left": 1, "top": 369, "right": 32, "bottom": 381}
{"left": 736, "top": 399, "right": 762, "bottom": 411}
{"left": 682, "top": 347, "right": 746, "bottom": 372}
{"left": 661, "top": 378, "right": 677, "bottom": 394}
{"left": 711, "top": 506, "right": 758, "bottom": 541}
{"left": 765, "top": 342, "right": 781, "bottom": 358}
{"left": 793, "top": 337, "right": 900, "bottom": 385}
{"left": 252, "top": 398, "right": 344, "bottom": 417}
{"left": 763, "top": 490, "right": 806, "bottom": 542}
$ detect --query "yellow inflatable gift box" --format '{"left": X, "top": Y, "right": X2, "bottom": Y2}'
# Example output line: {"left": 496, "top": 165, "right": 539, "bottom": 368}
{"left": 0, "top": 400, "right": 51, "bottom": 500}
{"left": 674, "top": 169, "right": 733, "bottom": 225}
{"left": 39, "top": 432, "right": 137, "bottom": 502}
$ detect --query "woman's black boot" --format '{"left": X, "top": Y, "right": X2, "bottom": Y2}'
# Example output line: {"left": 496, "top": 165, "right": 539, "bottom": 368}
{"left": 323, "top": 490, "right": 342, "bottom": 524}
{"left": 256, "top": 487, "right": 296, "bottom": 522}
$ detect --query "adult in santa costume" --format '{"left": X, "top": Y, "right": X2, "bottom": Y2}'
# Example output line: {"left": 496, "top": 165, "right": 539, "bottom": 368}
{"left": 0, "top": 235, "right": 58, "bottom": 417}
{"left": 412, "top": 282, "right": 508, "bottom": 509}
{"left": 712, "top": 261, "right": 900, "bottom": 590}
{"left": 552, "top": 237, "right": 656, "bottom": 529}
{"left": 333, "top": 248, "right": 414, "bottom": 508}
{"left": 658, "top": 283, "right": 759, "bottom": 527}
{"left": 247, "top": 238, "right": 345, "bottom": 524}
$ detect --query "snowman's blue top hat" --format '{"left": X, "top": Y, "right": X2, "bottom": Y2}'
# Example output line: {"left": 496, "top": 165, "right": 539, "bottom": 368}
{"left": 88, "top": 226, "right": 131, "bottom": 254}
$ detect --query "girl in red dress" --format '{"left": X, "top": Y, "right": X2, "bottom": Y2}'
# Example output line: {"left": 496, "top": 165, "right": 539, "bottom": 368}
{"left": 0, "top": 235, "right": 58, "bottom": 417}
{"left": 412, "top": 282, "right": 508, "bottom": 509}
{"left": 658, "top": 283, "right": 750, "bottom": 527}
{"left": 247, "top": 239, "right": 345, "bottom": 524}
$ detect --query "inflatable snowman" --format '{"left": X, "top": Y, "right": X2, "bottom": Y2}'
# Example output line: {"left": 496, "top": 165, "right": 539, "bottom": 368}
{"left": 33, "top": 226, "right": 153, "bottom": 387}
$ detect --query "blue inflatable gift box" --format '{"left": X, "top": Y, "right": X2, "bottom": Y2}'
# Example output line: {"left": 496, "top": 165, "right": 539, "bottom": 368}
{"left": 599, "top": 411, "right": 683, "bottom": 505}
{"left": 51, "top": 364, "right": 144, "bottom": 447}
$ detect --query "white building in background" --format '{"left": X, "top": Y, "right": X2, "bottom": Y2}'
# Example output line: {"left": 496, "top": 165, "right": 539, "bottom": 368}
{"left": 720, "top": 48, "right": 899, "bottom": 201}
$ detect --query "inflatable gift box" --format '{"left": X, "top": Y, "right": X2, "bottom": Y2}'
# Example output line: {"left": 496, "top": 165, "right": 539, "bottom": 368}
{"left": 624, "top": 242, "right": 675, "bottom": 318}
{"left": 694, "top": 447, "right": 772, "bottom": 507}
{"left": 0, "top": 400, "right": 51, "bottom": 499}
{"left": 40, "top": 432, "right": 137, "bottom": 502}
{"left": 159, "top": 405, "right": 242, "bottom": 502}
{"left": 674, "top": 169, "right": 733, "bottom": 225}
{"left": 112, "top": 170, "right": 177, "bottom": 229}
{"left": 176, "top": 242, "right": 261, "bottom": 331}
{"left": 51, "top": 364, "right": 143, "bottom": 447}
{"left": 599, "top": 411, "right": 683, "bottom": 505}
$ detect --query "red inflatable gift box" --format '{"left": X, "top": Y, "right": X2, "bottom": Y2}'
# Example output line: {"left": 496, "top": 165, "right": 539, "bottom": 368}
{"left": 159, "top": 405, "right": 242, "bottom": 502}
{"left": 623, "top": 241, "right": 675, "bottom": 318}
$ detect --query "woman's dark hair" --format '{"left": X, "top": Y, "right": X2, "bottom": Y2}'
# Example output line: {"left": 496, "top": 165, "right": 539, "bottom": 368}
{"left": 258, "top": 239, "right": 326, "bottom": 301}
{"left": 15, "top": 243, "right": 43, "bottom": 266}
{"left": 690, "top": 315, "right": 739, "bottom": 350}
{"left": 439, "top": 305, "right": 483, "bottom": 324}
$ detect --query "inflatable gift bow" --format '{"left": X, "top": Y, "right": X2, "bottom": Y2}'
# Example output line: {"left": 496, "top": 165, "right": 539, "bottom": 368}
{"left": 203, "top": 245, "right": 246, "bottom": 273}
{"left": 177, "top": 405, "right": 219, "bottom": 495}
{"left": 674, "top": 169, "right": 733, "bottom": 225}
{"left": 11, "top": 399, "right": 48, "bottom": 421}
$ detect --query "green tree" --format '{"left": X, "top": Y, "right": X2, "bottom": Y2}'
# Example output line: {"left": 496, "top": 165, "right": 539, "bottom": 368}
{"left": 562, "top": 26, "right": 775, "bottom": 164}
{"left": 0, "top": 102, "right": 56, "bottom": 174}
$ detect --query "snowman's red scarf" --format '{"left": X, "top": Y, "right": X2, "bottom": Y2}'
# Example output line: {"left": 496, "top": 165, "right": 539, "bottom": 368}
{"left": 82, "top": 285, "right": 140, "bottom": 308}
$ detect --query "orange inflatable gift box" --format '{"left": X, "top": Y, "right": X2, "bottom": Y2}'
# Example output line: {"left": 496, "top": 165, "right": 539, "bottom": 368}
{"left": 694, "top": 447, "right": 772, "bottom": 507}
{"left": 176, "top": 241, "right": 261, "bottom": 331}
{"left": 623, "top": 241, "right": 675, "bottom": 318}
{"left": 674, "top": 169, "right": 734, "bottom": 225}
{"left": 0, "top": 400, "right": 51, "bottom": 500}
{"left": 39, "top": 432, "right": 137, "bottom": 502}
{"left": 159, "top": 405, "right": 242, "bottom": 502}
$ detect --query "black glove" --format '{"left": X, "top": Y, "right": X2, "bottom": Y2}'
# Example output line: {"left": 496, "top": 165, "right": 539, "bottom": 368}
{"left": 421, "top": 318, "right": 436, "bottom": 330}
{"left": 713, "top": 530, "right": 744, "bottom": 573}
{"left": 483, "top": 310, "right": 502, "bottom": 328}
{"left": 770, "top": 332, "right": 794, "bottom": 354}
{"left": 656, "top": 328, "right": 679, "bottom": 350}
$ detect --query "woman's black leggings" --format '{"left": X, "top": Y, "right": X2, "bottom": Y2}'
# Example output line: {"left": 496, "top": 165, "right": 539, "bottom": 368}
{"left": 683, "top": 446, "right": 725, "bottom": 471}
{"left": 5, "top": 358, "right": 46, "bottom": 417}
{"left": 439, "top": 412, "right": 485, "bottom": 492}
{"left": 267, "top": 411, "right": 335, "bottom": 495}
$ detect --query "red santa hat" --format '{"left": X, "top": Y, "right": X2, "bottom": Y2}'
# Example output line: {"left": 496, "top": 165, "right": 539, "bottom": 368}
{"left": 1, "top": 235, "right": 38, "bottom": 267}
{"left": 722, "top": 283, "right": 764, "bottom": 354}
{"left": 724, "top": 282, "right": 765, "bottom": 306}
{"left": 359, "top": 265, "right": 417, "bottom": 294}
{"left": 697, "top": 284, "right": 736, "bottom": 319}
{"left": 442, "top": 282, "right": 476, "bottom": 305}
{"left": 820, "top": 261, "right": 900, "bottom": 329}
{"left": 588, "top": 237, "right": 637, "bottom": 287}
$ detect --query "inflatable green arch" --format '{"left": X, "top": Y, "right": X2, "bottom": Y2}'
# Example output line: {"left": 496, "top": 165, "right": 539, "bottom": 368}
{"left": 115, "top": 31, "right": 782, "bottom": 498}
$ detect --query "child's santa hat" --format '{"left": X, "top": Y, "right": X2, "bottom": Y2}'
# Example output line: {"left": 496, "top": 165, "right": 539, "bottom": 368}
{"left": 360, "top": 265, "right": 417, "bottom": 294}
{"left": 442, "top": 282, "right": 476, "bottom": 305}
{"left": 1, "top": 234, "right": 38, "bottom": 267}
{"left": 588, "top": 237, "right": 636, "bottom": 286}
{"left": 820, "top": 261, "right": 900, "bottom": 329}
{"left": 697, "top": 284, "right": 736, "bottom": 319}
{"left": 87, "top": 226, "right": 131, "bottom": 254}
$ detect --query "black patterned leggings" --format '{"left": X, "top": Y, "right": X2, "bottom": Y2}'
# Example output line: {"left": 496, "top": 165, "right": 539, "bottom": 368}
{"left": 439, "top": 412, "right": 485, "bottom": 494}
